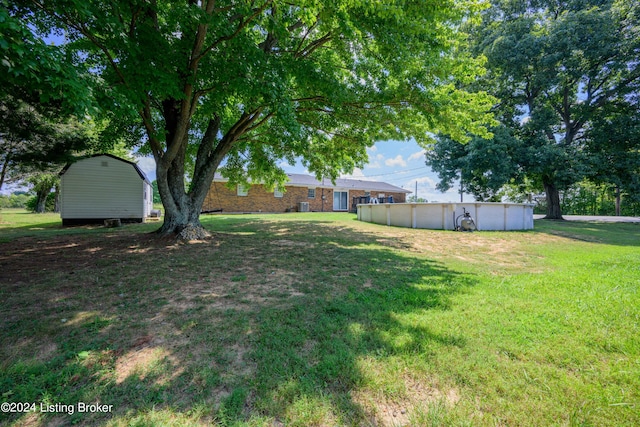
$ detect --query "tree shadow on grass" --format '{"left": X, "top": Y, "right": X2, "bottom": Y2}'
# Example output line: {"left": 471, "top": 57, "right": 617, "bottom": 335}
{"left": 0, "top": 217, "right": 475, "bottom": 426}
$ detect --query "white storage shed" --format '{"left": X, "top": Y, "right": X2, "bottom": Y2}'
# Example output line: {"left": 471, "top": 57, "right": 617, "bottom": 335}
{"left": 59, "top": 154, "right": 153, "bottom": 225}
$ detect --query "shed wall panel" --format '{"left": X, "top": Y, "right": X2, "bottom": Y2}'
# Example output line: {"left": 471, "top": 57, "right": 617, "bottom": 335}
{"left": 61, "top": 156, "right": 145, "bottom": 219}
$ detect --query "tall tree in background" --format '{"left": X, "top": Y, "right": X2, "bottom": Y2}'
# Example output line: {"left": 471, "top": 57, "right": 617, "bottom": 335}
{"left": 430, "top": 0, "right": 640, "bottom": 218}
{"left": 426, "top": 125, "right": 523, "bottom": 201}
{"left": 0, "top": 96, "right": 97, "bottom": 190}
{"left": 11, "top": 0, "right": 494, "bottom": 238}
{"left": 584, "top": 102, "right": 640, "bottom": 215}
{"left": 1, "top": 4, "right": 97, "bottom": 190}
{"left": 26, "top": 173, "right": 58, "bottom": 213}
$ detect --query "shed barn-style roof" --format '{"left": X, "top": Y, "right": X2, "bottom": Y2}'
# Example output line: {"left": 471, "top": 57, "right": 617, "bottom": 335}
{"left": 60, "top": 154, "right": 151, "bottom": 184}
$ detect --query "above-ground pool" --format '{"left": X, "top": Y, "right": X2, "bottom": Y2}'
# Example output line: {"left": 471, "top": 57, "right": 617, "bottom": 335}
{"left": 357, "top": 202, "right": 534, "bottom": 231}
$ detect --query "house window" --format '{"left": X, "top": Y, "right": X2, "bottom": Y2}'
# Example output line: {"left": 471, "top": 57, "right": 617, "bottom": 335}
{"left": 308, "top": 188, "right": 316, "bottom": 199}
{"left": 333, "top": 191, "right": 348, "bottom": 211}
{"left": 237, "top": 184, "right": 248, "bottom": 196}
{"left": 274, "top": 186, "right": 283, "bottom": 198}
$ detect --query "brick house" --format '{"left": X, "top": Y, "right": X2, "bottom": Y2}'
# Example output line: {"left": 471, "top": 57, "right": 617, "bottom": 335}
{"left": 202, "top": 173, "right": 410, "bottom": 213}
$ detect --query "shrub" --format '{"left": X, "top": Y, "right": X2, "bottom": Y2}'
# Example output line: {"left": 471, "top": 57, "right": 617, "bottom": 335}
{"left": 26, "top": 192, "right": 57, "bottom": 213}
{"left": 0, "top": 194, "right": 31, "bottom": 209}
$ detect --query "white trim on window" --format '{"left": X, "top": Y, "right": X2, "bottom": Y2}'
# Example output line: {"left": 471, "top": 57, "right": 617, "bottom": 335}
{"left": 237, "top": 184, "right": 248, "bottom": 196}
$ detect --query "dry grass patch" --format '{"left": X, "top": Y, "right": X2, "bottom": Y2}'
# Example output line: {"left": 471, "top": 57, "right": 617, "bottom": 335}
{"left": 369, "top": 227, "right": 562, "bottom": 274}
{"left": 354, "top": 375, "right": 460, "bottom": 427}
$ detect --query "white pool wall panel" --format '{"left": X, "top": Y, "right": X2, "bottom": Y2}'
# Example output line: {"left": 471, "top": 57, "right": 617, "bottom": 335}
{"left": 357, "top": 202, "right": 534, "bottom": 231}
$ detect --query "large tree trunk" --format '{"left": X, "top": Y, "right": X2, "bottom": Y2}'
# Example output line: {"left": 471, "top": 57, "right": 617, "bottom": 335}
{"left": 34, "top": 188, "right": 50, "bottom": 213}
{"left": 156, "top": 175, "right": 214, "bottom": 240}
{"left": 158, "top": 200, "right": 209, "bottom": 239}
{"left": 155, "top": 181, "right": 215, "bottom": 240}
{"left": 147, "top": 94, "right": 258, "bottom": 240}
{"left": 155, "top": 148, "right": 212, "bottom": 240}
{"left": 0, "top": 156, "right": 9, "bottom": 191}
{"left": 151, "top": 109, "right": 240, "bottom": 239}
{"left": 543, "top": 180, "right": 563, "bottom": 220}
{"left": 615, "top": 185, "right": 621, "bottom": 216}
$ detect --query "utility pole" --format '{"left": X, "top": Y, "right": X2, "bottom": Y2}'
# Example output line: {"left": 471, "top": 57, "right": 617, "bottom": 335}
{"left": 415, "top": 181, "right": 418, "bottom": 202}
{"left": 321, "top": 177, "right": 325, "bottom": 212}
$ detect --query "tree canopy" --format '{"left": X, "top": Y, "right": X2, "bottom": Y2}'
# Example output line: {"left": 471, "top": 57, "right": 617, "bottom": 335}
{"left": 8, "top": 0, "right": 495, "bottom": 236}
{"left": 426, "top": 125, "right": 523, "bottom": 202}
{"left": 584, "top": 102, "right": 640, "bottom": 212}
{"left": 1, "top": 3, "right": 100, "bottom": 189}
{"left": 0, "top": 95, "right": 98, "bottom": 188}
{"left": 427, "top": 0, "right": 640, "bottom": 218}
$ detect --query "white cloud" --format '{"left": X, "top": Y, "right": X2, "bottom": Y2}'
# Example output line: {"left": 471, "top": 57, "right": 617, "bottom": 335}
{"left": 420, "top": 191, "right": 460, "bottom": 203}
{"left": 341, "top": 168, "right": 362, "bottom": 177}
{"left": 403, "top": 176, "right": 436, "bottom": 191}
{"left": 407, "top": 178, "right": 474, "bottom": 203}
{"left": 408, "top": 150, "right": 426, "bottom": 162}
{"left": 340, "top": 168, "right": 378, "bottom": 181}
{"left": 367, "top": 145, "right": 378, "bottom": 152}
{"left": 416, "top": 176, "right": 436, "bottom": 187}
{"left": 417, "top": 187, "right": 460, "bottom": 203}
{"left": 367, "top": 161, "right": 382, "bottom": 169}
{"left": 385, "top": 155, "right": 407, "bottom": 167}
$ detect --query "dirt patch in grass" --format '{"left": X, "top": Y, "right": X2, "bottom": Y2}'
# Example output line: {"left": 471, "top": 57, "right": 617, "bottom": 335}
{"left": 354, "top": 372, "right": 460, "bottom": 427}
{"left": 272, "top": 239, "right": 313, "bottom": 248}
{"left": 115, "top": 346, "right": 175, "bottom": 384}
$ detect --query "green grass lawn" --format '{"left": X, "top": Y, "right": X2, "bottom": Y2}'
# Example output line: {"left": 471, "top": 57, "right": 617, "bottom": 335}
{"left": 0, "top": 210, "right": 638, "bottom": 426}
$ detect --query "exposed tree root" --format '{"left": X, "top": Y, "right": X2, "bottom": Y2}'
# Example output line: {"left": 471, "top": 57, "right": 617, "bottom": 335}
{"left": 176, "top": 223, "right": 211, "bottom": 241}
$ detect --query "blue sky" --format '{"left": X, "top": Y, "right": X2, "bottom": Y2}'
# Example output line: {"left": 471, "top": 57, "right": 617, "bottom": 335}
{"left": 136, "top": 138, "right": 464, "bottom": 203}
{"left": 286, "top": 139, "right": 463, "bottom": 202}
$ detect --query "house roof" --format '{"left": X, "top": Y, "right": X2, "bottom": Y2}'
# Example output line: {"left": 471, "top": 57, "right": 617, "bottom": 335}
{"left": 60, "top": 154, "right": 151, "bottom": 185}
{"left": 214, "top": 172, "right": 411, "bottom": 194}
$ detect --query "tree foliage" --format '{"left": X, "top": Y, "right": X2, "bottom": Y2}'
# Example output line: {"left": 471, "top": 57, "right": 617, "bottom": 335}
{"left": 1, "top": 3, "right": 102, "bottom": 190}
{"left": 26, "top": 173, "right": 58, "bottom": 213}
{"left": 428, "top": 0, "right": 640, "bottom": 218}
{"left": 559, "top": 180, "right": 640, "bottom": 216}
{"left": 0, "top": 192, "right": 30, "bottom": 209}
{"left": 0, "top": 96, "right": 98, "bottom": 188}
{"left": 10, "top": 0, "right": 495, "bottom": 236}
{"left": 426, "top": 125, "right": 523, "bottom": 201}
{"left": 0, "top": 3, "right": 93, "bottom": 113}
{"left": 584, "top": 103, "right": 640, "bottom": 209}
